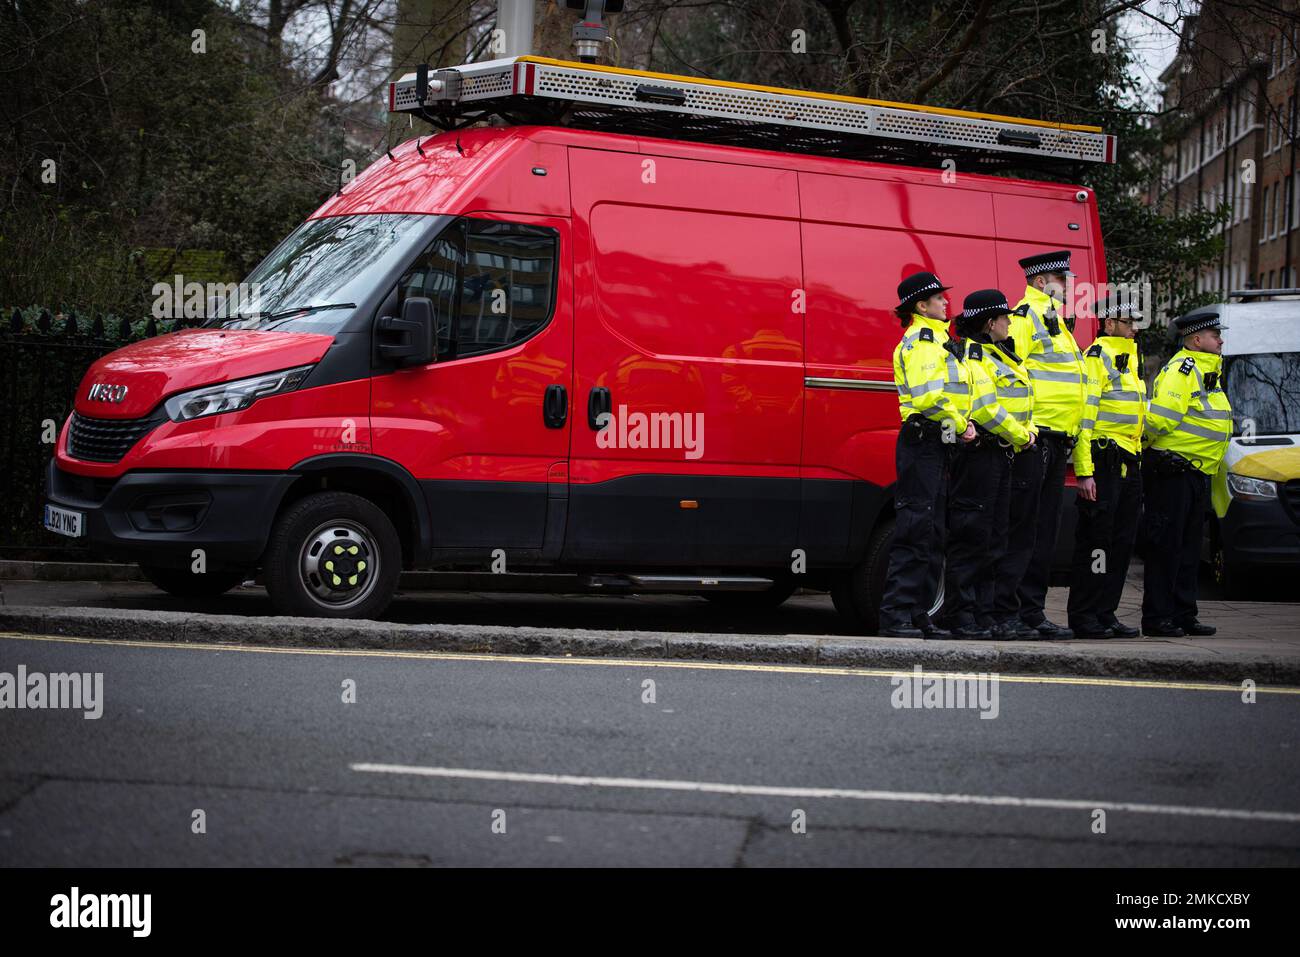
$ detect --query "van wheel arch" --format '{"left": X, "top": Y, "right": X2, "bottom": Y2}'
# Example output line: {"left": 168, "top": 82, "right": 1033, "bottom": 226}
{"left": 281, "top": 455, "right": 431, "bottom": 567}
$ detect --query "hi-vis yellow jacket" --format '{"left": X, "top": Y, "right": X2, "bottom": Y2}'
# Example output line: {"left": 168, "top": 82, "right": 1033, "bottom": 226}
{"left": 893, "top": 314, "right": 971, "bottom": 433}
{"left": 1072, "top": 335, "right": 1146, "bottom": 477}
{"left": 1145, "top": 348, "right": 1233, "bottom": 475}
{"left": 1009, "top": 285, "right": 1087, "bottom": 435}
{"left": 966, "top": 338, "right": 1034, "bottom": 448}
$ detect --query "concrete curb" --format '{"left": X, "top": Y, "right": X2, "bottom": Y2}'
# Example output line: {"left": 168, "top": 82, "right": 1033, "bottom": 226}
{"left": 1, "top": 605, "right": 1296, "bottom": 684}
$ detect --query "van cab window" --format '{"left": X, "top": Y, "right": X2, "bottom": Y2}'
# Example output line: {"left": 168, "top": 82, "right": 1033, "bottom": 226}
{"left": 397, "top": 218, "right": 557, "bottom": 360}
{"left": 209, "top": 213, "right": 434, "bottom": 334}
{"left": 1225, "top": 352, "right": 1300, "bottom": 435}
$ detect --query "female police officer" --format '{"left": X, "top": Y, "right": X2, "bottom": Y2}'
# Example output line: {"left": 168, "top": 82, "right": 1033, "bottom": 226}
{"left": 877, "top": 272, "right": 976, "bottom": 639}
{"left": 937, "top": 290, "right": 1038, "bottom": 639}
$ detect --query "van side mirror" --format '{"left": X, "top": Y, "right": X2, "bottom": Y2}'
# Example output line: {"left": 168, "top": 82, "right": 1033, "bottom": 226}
{"left": 377, "top": 297, "right": 435, "bottom": 366}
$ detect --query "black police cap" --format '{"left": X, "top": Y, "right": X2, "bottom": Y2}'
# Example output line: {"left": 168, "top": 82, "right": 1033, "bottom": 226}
{"left": 1018, "top": 250, "right": 1071, "bottom": 277}
{"left": 897, "top": 271, "right": 951, "bottom": 309}
{"left": 1173, "top": 307, "right": 1228, "bottom": 336}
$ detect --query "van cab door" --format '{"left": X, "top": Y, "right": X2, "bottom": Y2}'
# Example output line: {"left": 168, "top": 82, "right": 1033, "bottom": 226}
{"left": 370, "top": 214, "right": 572, "bottom": 560}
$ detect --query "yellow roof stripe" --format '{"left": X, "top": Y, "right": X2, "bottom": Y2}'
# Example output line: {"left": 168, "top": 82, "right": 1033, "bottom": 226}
{"left": 518, "top": 56, "right": 1104, "bottom": 134}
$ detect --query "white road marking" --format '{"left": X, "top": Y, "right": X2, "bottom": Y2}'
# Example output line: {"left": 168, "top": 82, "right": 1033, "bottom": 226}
{"left": 350, "top": 763, "right": 1300, "bottom": 824}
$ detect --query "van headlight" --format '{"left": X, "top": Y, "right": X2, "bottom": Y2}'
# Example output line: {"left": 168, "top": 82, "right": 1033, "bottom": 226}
{"left": 164, "top": 365, "right": 314, "bottom": 422}
{"left": 1226, "top": 472, "right": 1278, "bottom": 502}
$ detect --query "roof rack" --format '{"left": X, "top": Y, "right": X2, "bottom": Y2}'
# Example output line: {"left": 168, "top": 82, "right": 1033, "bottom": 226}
{"left": 388, "top": 56, "right": 1115, "bottom": 175}
{"left": 1228, "top": 288, "right": 1300, "bottom": 300}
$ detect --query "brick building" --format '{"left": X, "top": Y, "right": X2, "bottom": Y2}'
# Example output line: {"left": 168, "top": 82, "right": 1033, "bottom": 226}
{"left": 1149, "top": 2, "right": 1298, "bottom": 298}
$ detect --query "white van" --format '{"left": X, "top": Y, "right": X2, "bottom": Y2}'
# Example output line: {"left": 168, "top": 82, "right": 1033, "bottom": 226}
{"left": 1206, "top": 289, "right": 1300, "bottom": 596}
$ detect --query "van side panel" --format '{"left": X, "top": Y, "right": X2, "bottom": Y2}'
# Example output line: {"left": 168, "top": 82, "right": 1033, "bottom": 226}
{"left": 799, "top": 171, "right": 1002, "bottom": 560}
{"left": 565, "top": 146, "right": 804, "bottom": 564}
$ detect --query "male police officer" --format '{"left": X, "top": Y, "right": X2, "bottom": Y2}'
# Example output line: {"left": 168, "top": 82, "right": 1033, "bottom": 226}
{"left": 1141, "top": 307, "right": 1233, "bottom": 637}
{"left": 996, "top": 251, "right": 1087, "bottom": 639}
{"left": 1066, "top": 301, "right": 1145, "bottom": 639}
{"left": 878, "top": 271, "right": 976, "bottom": 639}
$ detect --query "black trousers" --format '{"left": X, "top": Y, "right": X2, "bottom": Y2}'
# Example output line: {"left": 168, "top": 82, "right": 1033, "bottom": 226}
{"left": 999, "top": 431, "right": 1070, "bottom": 624}
{"left": 941, "top": 438, "right": 1013, "bottom": 628}
{"left": 1141, "top": 465, "right": 1211, "bottom": 627}
{"left": 879, "top": 423, "right": 950, "bottom": 628}
{"left": 1067, "top": 444, "right": 1142, "bottom": 631}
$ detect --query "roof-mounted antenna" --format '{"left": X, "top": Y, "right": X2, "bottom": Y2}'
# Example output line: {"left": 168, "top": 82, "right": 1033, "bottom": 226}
{"left": 566, "top": 0, "right": 624, "bottom": 63}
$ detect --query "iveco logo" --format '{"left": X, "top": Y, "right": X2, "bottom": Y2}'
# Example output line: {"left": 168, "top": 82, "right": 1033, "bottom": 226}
{"left": 87, "top": 383, "right": 128, "bottom": 403}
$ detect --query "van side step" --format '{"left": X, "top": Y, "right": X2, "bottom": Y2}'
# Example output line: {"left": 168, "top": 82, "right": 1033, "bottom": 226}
{"left": 586, "top": 573, "right": 775, "bottom": 593}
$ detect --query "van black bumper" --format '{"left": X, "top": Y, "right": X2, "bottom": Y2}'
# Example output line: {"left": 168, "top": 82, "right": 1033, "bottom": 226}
{"left": 1220, "top": 497, "right": 1300, "bottom": 567}
{"left": 44, "top": 462, "right": 296, "bottom": 568}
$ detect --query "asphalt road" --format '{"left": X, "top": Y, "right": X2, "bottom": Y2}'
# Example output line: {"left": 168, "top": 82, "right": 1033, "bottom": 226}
{"left": 2, "top": 633, "right": 1297, "bottom": 866}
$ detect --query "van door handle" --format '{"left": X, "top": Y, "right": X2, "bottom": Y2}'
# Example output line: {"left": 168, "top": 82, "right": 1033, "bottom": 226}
{"left": 588, "top": 386, "right": 611, "bottom": 430}
{"left": 543, "top": 384, "right": 567, "bottom": 429}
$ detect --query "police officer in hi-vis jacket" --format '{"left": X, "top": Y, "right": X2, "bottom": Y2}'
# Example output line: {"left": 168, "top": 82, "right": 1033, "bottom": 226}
{"left": 877, "top": 271, "right": 975, "bottom": 639}
{"left": 937, "top": 290, "right": 1038, "bottom": 639}
{"left": 1141, "top": 307, "right": 1233, "bottom": 637}
{"left": 997, "top": 250, "right": 1088, "bottom": 639}
{"left": 1066, "top": 301, "right": 1146, "bottom": 639}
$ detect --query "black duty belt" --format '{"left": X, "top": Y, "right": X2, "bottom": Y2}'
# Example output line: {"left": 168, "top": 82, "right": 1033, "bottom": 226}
{"left": 1147, "top": 448, "right": 1199, "bottom": 475}
{"left": 904, "top": 413, "right": 947, "bottom": 440}
{"left": 1092, "top": 438, "right": 1139, "bottom": 463}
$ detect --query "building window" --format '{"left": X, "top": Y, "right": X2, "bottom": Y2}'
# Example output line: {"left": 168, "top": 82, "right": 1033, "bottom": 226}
{"left": 1275, "top": 183, "right": 1284, "bottom": 238}
{"left": 1262, "top": 185, "right": 1271, "bottom": 239}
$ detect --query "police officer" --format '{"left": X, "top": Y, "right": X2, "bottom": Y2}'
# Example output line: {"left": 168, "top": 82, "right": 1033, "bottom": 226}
{"left": 1141, "top": 307, "right": 1233, "bottom": 637}
{"left": 878, "top": 271, "right": 975, "bottom": 639}
{"left": 1066, "top": 301, "right": 1146, "bottom": 639}
{"left": 937, "top": 290, "right": 1037, "bottom": 639}
{"left": 997, "top": 250, "right": 1088, "bottom": 639}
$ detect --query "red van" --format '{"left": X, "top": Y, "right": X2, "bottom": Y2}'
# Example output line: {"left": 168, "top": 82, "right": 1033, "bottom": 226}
{"left": 42, "top": 59, "right": 1105, "bottom": 623}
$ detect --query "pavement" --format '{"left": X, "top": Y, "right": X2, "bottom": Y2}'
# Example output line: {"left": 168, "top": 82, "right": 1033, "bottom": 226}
{"left": 2, "top": 632, "right": 1297, "bottom": 866}
{"left": 1, "top": 564, "right": 1299, "bottom": 682}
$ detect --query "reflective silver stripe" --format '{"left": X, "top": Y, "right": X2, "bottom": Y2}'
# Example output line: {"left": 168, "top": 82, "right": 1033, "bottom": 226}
{"left": 999, "top": 386, "right": 1030, "bottom": 398}
{"left": 804, "top": 377, "right": 898, "bottom": 392}
{"left": 1105, "top": 389, "right": 1142, "bottom": 402}
{"left": 986, "top": 406, "right": 1009, "bottom": 429}
{"left": 1147, "top": 403, "right": 1185, "bottom": 422}
{"left": 909, "top": 379, "right": 944, "bottom": 396}
{"left": 971, "top": 392, "right": 998, "bottom": 410}
{"left": 1177, "top": 421, "right": 1230, "bottom": 441}
{"left": 1085, "top": 394, "right": 1101, "bottom": 406}
{"left": 1189, "top": 408, "right": 1232, "bottom": 420}
{"left": 1098, "top": 410, "right": 1140, "bottom": 424}
{"left": 1033, "top": 350, "right": 1079, "bottom": 364}
{"left": 944, "top": 383, "right": 971, "bottom": 395}
{"left": 1098, "top": 351, "right": 1119, "bottom": 380}
{"left": 1028, "top": 368, "right": 1084, "bottom": 383}
{"left": 1079, "top": 418, "right": 1097, "bottom": 430}
{"left": 1012, "top": 410, "right": 1032, "bottom": 422}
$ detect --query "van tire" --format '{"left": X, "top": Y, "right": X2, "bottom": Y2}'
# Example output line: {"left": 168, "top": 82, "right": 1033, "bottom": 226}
{"left": 264, "top": 491, "right": 401, "bottom": 619}
{"left": 140, "top": 564, "right": 247, "bottom": 599}
{"left": 843, "top": 517, "right": 894, "bottom": 634}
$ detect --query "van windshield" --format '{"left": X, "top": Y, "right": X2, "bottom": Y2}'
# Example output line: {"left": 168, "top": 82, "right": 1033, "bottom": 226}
{"left": 1225, "top": 352, "right": 1300, "bottom": 436}
{"left": 205, "top": 213, "right": 435, "bottom": 333}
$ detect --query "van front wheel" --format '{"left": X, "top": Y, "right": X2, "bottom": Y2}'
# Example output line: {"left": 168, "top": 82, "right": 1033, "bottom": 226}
{"left": 264, "top": 491, "right": 401, "bottom": 619}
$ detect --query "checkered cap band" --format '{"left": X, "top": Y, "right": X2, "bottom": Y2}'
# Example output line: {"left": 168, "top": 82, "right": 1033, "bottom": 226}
{"left": 960, "top": 303, "right": 1010, "bottom": 320}
{"left": 1181, "top": 316, "right": 1223, "bottom": 335}
{"left": 1023, "top": 257, "right": 1070, "bottom": 277}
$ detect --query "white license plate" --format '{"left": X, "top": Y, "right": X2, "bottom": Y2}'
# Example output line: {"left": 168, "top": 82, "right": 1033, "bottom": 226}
{"left": 44, "top": 504, "right": 85, "bottom": 538}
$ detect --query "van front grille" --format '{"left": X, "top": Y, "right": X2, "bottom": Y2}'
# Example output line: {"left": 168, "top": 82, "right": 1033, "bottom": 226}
{"left": 67, "top": 411, "right": 163, "bottom": 463}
